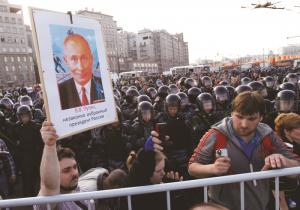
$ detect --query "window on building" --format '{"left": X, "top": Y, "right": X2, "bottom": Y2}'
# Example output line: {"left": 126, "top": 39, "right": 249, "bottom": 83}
{"left": 23, "top": 57, "right": 27, "bottom": 62}
{"left": 29, "top": 57, "right": 32, "bottom": 62}
{"left": 0, "top": 37, "right": 5, "bottom": 43}
{"left": 11, "top": 18, "right": 16, "bottom": 24}
{"left": 17, "top": 56, "right": 20, "bottom": 62}
{"left": 12, "top": 27, "right": 17, "bottom": 34}
{"left": 17, "top": 18, "right": 22, "bottom": 25}
{"left": 16, "top": 48, "right": 20, "bottom": 52}
{"left": 4, "top": 56, "right": 7, "bottom": 62}
{"left": 0, "top": 16, "right": 2, "bottom": 22}
{"left": 0, "top": 6, "right": 7, "bottom": 12}
{"left": 4, "top": 17, "right": 9, "bottom": 23}
{"left": 0, "top": 27, "right": 3, "bottom": 32}
{"left": 5, "top": 66, "right": 9, "bottom": 72}
{"left": 11, "top": 57, "right": 14, "bottom": 62}
{"left": 7, "top": 37, "right": 12, "bottom": 43}
{"left": 12, "top": 66, "right": 15, "bottom": 71}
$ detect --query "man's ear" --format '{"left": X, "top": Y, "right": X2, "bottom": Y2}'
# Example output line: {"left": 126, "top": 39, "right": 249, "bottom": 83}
{"left": 259, "top": 115, "right": 263, "bottom": 122}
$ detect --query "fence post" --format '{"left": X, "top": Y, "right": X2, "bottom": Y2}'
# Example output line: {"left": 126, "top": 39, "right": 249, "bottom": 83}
{"left": 127, "top": 195, "right": 132, "bottom": 210}
{"left": 275, "top": 177, "right": 279, "bottom": 210}
{"left": 240, "top": 181, "right": 245, "bottom": 210}
{"left": 204, "top": 186, "right": 208, "bottom": 202}
{"left": 166, "top": 191, "right": 171, "bottom": 210}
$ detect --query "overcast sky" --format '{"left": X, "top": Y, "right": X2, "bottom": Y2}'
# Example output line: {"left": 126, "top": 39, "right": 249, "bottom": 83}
{"left": 10, "top": 0, "right": 300, "bottom": 63}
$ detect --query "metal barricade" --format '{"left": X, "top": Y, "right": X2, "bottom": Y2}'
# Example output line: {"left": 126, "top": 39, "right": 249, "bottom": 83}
{"left": 0, "top": 167, "right": 300, "bottom": 210}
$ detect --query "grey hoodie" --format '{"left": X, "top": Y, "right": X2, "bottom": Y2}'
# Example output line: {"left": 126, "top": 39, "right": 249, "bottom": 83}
{"left": 189, "top": 117, "right": 300, "bottom": 210}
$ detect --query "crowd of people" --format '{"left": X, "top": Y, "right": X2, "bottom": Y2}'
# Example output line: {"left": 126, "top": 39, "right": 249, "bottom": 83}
{"left": 0, "top": 66, "right": 300, "bottom": 210}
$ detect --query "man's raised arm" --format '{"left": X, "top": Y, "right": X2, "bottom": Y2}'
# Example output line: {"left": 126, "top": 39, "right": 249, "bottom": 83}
{"left": 39, "top": 121, "right": 60, "bottom": 196}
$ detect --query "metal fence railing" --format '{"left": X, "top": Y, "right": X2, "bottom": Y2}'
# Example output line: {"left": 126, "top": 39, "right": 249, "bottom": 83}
{"left": 1, "top": 166, "right": 300, "bottom": 210}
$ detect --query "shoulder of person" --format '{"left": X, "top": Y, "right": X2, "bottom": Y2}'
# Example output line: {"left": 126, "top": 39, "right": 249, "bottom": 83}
{"left": 58, "top": 78, "right": 73, "bottom": 88}
{"left": 79, "top": 167, "right": 109, "bottom": 181}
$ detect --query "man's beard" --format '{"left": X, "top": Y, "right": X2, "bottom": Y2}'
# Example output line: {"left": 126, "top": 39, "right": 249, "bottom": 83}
{"left": 237, "top": 127, "right": 255, "bottom": 137}
{"left": 60, "top": 184, "right": 78, "bottom": 192}
{"left": 60, "top": 176, "right": 79, "bottom": 192}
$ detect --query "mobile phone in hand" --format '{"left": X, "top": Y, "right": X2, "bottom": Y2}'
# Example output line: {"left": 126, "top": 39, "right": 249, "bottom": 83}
{"left": 155, "top": 123, "right": 168, "bottom": 140}
{"left": 216, "top": 149, "right": 228, "bottom": 157}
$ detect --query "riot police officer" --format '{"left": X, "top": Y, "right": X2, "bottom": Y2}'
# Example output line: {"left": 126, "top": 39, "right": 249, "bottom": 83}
{"left": 285, "top": 73, "right": 298, "bottom": 85}
{"left": 153, "top": 85, "right": 170, "bottom": 113}
{"left": 146, "top": 87, "right": 158, "bottom": 103}
{"left": 19, "top": 95, "right": 45, "bottom": 123}
{"left": 154, "top": 94, "right": 193, "bottom": 179}
{"left": 248, "top": 81, "right": 268, "bottom": 98}
{"left": 241, "top": 77, "right": 252, "bottom": 85}
{"left": 263, "top": 90, "right": 297, "bottom": 129}
{"left": 177, "top": 77, "right": 187, "bottom": 92}
{"left": 226, "top": 86, "right": 236, "bottom": 101}
{"left": 121, "top": 88, "right": 140, "bottom": 122}
{"left": 263, "top": 76, "right": 277, "bottom": 101}
{"left": 189, "top": 93, "right": 218, "bottom": 145}
{"left": 15, "top": 105, "right": 43, "bottom": 197}
{"left": 279, "top": 82, "right": 297, "bottom": 93}
{"left": 213, "top": 86, "right": 231, "bottom": 120}
{"left": 129, "top": 101, "right": 155, "bottom": 152}
{"left": 98, "top": 107, "right": 129, "bottom": 171}
{"left": 200, "top": 76, "right": 213, "bottom": 94}
{"left": 187, "top": 87, "right": 202, "bottom": 108}
{"left": 279, "top": 82, "right": 298, "bottom": 99}
{"left": 0, "top": 97, "right": 14, "bottom": 122}
{"left": 169, "top": 84, "right": 179, "bottom": 94}
{"left": 137, "top": 95, "right": 152, "bottom": 104}
{"left": 219, "top": 80, "right": 229, "bottom": 87}
{"left": 235, "top": 85, "right": 252, "bottom": 96}
{"left": 177, "top": 92, "right": 195, "bottom": 125}
{"left": 184, "top": 78, "right": 197, "bottom": 91}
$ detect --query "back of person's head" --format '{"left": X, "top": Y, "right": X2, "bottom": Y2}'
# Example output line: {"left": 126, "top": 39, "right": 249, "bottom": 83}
{"left": 128, "top": 149, "right": 165, "bottom": 186}
{"left": 189, "top": 203, "right": 229, "bottom": 210}
{"left": 57, "top": 147, "right": 76, "bottom": 161}
{"left": 100, "top": 169, "right": 128, "bottom": 190}
{"left": 231, "top": 91, "right": 265, "bottom": 116}
{"left": 275, "top": 113, "right": 300, "bottom": 138}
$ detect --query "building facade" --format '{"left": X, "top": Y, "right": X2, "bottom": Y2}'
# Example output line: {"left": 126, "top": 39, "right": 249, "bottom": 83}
{"left": 77, "top": 9, "right": 189, "bottom": 74}
{"left": 153, "top": 30, "right": 189, "bottom": 73}
{"left": 0, "top": 0, "right": 35, "bottom": 88}
{"left": 281, "top": 44, "right": 300, "bottom": 55}
{"left": 76, "top": 9, "right": 120, "bottom": 73}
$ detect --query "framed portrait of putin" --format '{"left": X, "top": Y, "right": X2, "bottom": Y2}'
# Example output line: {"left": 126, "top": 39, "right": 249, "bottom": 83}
{"left": 29, "top": 8, "right": 118, "bottom": 139}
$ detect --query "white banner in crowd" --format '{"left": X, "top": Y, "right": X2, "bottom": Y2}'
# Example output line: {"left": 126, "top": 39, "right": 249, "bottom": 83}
{"left": 30, "top": 8, "right": 118, "bottom": 139}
